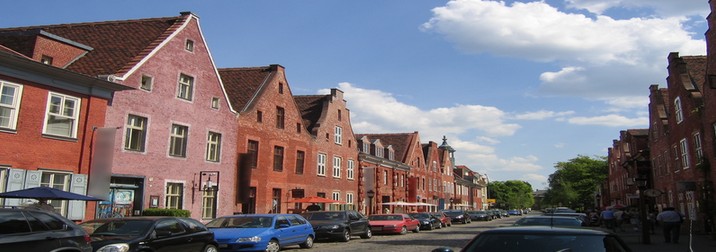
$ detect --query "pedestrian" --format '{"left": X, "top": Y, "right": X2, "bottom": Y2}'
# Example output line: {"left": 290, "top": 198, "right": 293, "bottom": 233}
{"left": 600, "top": 207, "right": 616, "bottom": 232}
{"left": 656, "top": 207, "right": 684, "bottom": 244}
{"left": 614, "top": 208, "right": 625, "bottom": 232}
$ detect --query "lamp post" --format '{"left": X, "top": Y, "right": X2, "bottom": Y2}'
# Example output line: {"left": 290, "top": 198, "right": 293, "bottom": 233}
{"left": 635, "top": 178, "right": 650, "bottom": 244}
{"left": 595, "top": 194, "right": 601, "bottom": 209}
{"left": 449, "top": 198, "right": 454, "bottom": 210}
{"left": 367, "top": 190, "right": 375, "bottom": 215}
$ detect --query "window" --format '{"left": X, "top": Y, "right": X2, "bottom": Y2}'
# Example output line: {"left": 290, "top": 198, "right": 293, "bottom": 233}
{"left": 211, "top": 97, "right": 219, "bottom": 109}
{"left": 376, "top": 147, "right": 384, "bottom": 158}
{"left": 674, "top": 97, "right": 683, "bottom": 123}
{"left": 257, "top": 111, "right": 263, "bottom": 123}
{"left": 166, "top": 183, "right": 183, "bottom": 209}
{"left": 693, "top": 132, "right": 703, "bottom": 163}
{"left": 347, "top": 159, "right": 354, "bottom": 180}
{"left": 334, "top": 126, "right": 342, "bottom": 144}
{"left": 346, "top": 193, "right": 354, "bottom": 206}
{"left": 338, "top": 110, "right": 342, "bottom": 121}
{"left": 332, "top": 192, "right": 340, "bottom": 202}
{"left": 201, "top": 189, "right": 217, "bottom": 219}
{"left": 276, "top": 107, "right": 285, "bottom": 129}
{"left": 362, "top": 141, "right": 370, "bottom": 153}
{"left": 206, "top": 132, "right": 222, "bottom": 162}
{"left": 248, "top": 140, "right": 259, "bottom": 169}
{"left": 400, "top": 174, "right": 404, "bottom": 187}
{"left": 169, "top": 124, "right": 188, "bottom": 157}
{"left": 317, "top": 153, "right": 326, "bottom": 176}
{"left": 296, "top": 123, "right": 301, "bottom": 133}
{"left": 40, "top": 171, "right": 70, "bottom": 214}
{"left": 140, "top": 75, "right": 153, "bottom": 91}
{"left": 125, "top": 115, "right": 147, "bottom": 152}
{"left": 0, "top": 81, "right": 22, "bottom": 130}
{"left": 273, "top": 146, "right": 284, "bottom": 171}
{"left": 680, "top": 138, "right": 689, "bottom": 169}
{"left": 40, "top": 55, "right": 53, "bottom": 65}
{"left": 271, "top": 189, "right": 282, "bottom": 213}
{"left": 295, "top": 151, "right": 305, "bottom": 174}
{"left": 388, "top": 149, "right": 394, "bottom": 160}
{"left": 177, "top": 74, "right": 194, "bottom": 101}
{"left": 185, "top": 39, "right": 194, "bottom": 52}
{"left": 44, "top": 92, "right": 80, "bottom": 138}
{"left": 383, "top": 170, "right": 388, "bottom": 184}
{"left": 332, "top": 156, "right": 341, "bottom": 178}
{"left": 278, "top": 83, "right": 284, "bottom": 94}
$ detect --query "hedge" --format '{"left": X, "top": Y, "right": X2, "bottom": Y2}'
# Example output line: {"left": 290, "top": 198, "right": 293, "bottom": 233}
{"left": 142, "top": 208, "right": 191, "bottom": 217}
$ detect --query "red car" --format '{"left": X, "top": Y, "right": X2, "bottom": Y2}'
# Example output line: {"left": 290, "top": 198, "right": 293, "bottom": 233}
{"left": 368, "top": 214, "right": 421, "bottom": 235}
{"left": 430, "top": 212, "right": 452, "bottom": 227}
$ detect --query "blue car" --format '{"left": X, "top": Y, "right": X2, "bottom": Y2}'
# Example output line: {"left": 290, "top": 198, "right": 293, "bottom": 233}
{"left": 205, "top": 214, "right": 315, "bottom": 252}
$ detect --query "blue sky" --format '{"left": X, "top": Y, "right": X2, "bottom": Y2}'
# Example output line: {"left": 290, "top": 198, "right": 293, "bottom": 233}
{"left": 2, "top": 0, "right": 709, "bottom": 189}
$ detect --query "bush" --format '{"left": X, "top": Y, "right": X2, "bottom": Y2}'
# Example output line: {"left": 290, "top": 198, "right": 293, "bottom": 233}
{"left": 142, "top": 208, "right": 191, "bottom": 217}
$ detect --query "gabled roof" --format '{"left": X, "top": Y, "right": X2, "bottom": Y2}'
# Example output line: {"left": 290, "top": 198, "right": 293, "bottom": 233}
{"left": 681, "top": 56, "right": 707, "bottom": 93}
{"left": 219, "top": 66, "right": 276, "bottom": 112}
{"left": 0, "top": 13, "right": 190, "bottom": 78}
{"left": 294, "top": 95, "right": 327, "bottom": 134}
{"left": 355, "top": 133, "right": 414, "bottom": 163}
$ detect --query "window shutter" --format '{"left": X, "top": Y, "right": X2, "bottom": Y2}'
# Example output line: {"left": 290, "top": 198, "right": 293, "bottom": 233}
{"left": 67, "top": 174, "right": 88, "bottom": 220}
{"left": 5, "top": 169, "right": 26, "bottom": 206}
{"left": 23, "top": 170, "right": 41, "bottom": 205}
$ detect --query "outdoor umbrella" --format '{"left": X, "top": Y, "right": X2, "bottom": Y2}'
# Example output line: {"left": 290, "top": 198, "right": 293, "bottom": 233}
{"left": 288, "top": 196, "right": 341, "bottom": 204}
{"left": 0, "top": 186, "right": 103, "bottom": 201}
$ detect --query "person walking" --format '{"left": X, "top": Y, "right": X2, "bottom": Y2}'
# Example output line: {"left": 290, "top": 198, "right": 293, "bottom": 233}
{"left": 600, "top": 207, "right": 616, "bottom": 232}
{"left": 614, "top": 208, "right": 625, "bottom": 232}
{"left": 656, "top": 207, "right": 683, "bottom": 243}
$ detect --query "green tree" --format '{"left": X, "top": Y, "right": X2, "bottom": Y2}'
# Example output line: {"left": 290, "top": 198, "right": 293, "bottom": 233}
{"left": 489, "top": 180, "right": 534, "bottom": 209}
{"left": 545, "top": 155, "right": 607, "bottom": 211}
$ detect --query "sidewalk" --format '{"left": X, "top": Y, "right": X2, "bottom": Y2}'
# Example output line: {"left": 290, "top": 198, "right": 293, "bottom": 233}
{"left": 613, "top": 224, "right": 716, "bottom": 252}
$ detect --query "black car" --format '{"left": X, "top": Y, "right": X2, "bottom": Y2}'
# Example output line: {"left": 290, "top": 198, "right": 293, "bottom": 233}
{"left": 408, "top": 212, "right": 442, "bottom": 230}
{"left": 442, "top": 210, "right": 471, "bottom": 224}
{"left": 434, "top": 226, "right": 632, "bottom": 252}
{"left": 0, "top": 208, "right": 92, "bottom": 252}
{"left": 300, "top": 210, "right": 372, "bottom": 242}
{"left": 80, "top": 216, "right": 218, "bottom": 252}
{"left": 466, "top": 211, "right": 491, "bottom": 221}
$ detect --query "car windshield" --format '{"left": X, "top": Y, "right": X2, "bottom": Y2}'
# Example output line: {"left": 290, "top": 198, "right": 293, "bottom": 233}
{"left": 205, "top": 216, "right": 273, "bottom": 228}
{"left": 409, "top": 213, "right": 431, "bottom": 219}
{"left": 305, "top": 212, "right": 346, "bottom": 220}
{"left": 369, "top": 215, "right": 403, "bottom": 221}
{"left": 463, "top": 233, "right": 626, "bottom": 252}
{"left": 82, "top": 220, "right": 153, "bottom": 237}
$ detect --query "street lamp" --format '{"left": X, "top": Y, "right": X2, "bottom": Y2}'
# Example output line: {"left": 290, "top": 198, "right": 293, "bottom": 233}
{"left": 367, "top": 190, "right": 375, "bottom": 215}
{"left": 595, "top": 194, "right": 601, "bottom": 209}
{"left": 449, "top": 198, "right": 453, "bottom": 210}
{"left": 635, "top": 177, "right": 650, "bottom": 244}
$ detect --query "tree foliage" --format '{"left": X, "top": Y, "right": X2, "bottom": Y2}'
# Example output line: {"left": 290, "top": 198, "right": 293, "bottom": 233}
{"left": 488, "top": 180, "right": 534, "bottom": 209}
{"left": 543, "top": 155, "right": 607, "bottom": 210}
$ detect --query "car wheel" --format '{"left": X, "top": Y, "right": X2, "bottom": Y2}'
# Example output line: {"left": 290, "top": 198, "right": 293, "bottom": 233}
{"left": 400, "top": 226, "right": 408, "bottom": 235}
{"left": 360, "top": 228, "right": 372, "bottom": 239}
{"left": 203, "top": 244, "right": 218, "bottom": 252}
{"left": 436, "top": 223, "right": 442, "bottom": 229}
{"left": 299, "top": 236, "right": 314, "bottom": 248}
{"left": 413, "top": 226, "right": 420, "bottom": 233}
{"left": 265, "top": 239, "right": 280, "bottom": 252}
{"left": 340, "top": 229, "right": 351, "bottom": 242}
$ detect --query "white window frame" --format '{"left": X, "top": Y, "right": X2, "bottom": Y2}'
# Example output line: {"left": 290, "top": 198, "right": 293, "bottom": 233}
{"left": 165, "top": 182, "right": 184, "bottom": 209}
{"left": 347, "top": 159, "right": 354, "bottom": 180}
{"left": 362, "top": 141, "right": 370, "bottom": 153}
{"left": 206, "top": 131, "right": 222, "bottom": 162}
{"left": 169, "top": 124, "right": 189, "bottom": 157}
{"left": 383, "top": 170, "right": 388, "bottom": 185}
{"left": 177, "top": 74, "right": 194, "bottom": 101}
{"left": 332, "top": 156, "right": 342, "bottom": 178}
{"left": 125, "top": 114, "right": 148, "bottom": 152}
{"left": 317, "top": 153, "right": 326, "bottom": 176}
{"left": 388, "top": 149, "right": 394, "bottom": 160}
{"left": 43, "top": 92, "right": 80, "bottom": 138}
{"left": 185, "top": 39, "right": 195, "bottom": 52}
{"left": 346, "top": 193, "right": 354, "bottom": 205}
{"left": 211, "top": 97, "right": 219, "bottom": 109}
{"left": 0, "top": 80, "right": 22, "bottom": 130}
{"left": 201, "top": 189, "right": 216, "bottom": 219}
{"left": 693, "top": 132, "right": 703, "bottom": 164}
{"left": 140, "top": 75, "right": 153, "bottom": 91}
{"left": 674, "top": 97, "right": 683, "bottom": 123}
{"left": 680, "top": 138, "right": 689, "bottom": 169}
{"left": 376, "top": 147, "right": 384, "bottom": 158}
{"left": 334, "top": 126, "right": 342, "bottom": 145}
{"left": 40, "top": 171, "right": 71, "bottom": 214}
{"left": 332, "top": 191, "right": 340, "bottom": 202}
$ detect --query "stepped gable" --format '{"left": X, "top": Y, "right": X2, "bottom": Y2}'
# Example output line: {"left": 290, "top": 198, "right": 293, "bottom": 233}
{"left": 0, "top": 14, "right": 188, "bottom": 77}
{"left": 294, "top": 94, "right": 327, "bottom": 135}
{"left": 219, "top": 66, "right": 275, "bottom": 112}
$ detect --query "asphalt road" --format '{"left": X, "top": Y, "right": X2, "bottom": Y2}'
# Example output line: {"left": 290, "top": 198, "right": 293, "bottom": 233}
{"left": 286, "top": 215, "right": 518, "bottom": 252}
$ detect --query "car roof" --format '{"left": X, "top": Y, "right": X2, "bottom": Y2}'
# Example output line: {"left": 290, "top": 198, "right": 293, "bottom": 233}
{"left": 480, "top": 226, "right": 609, "bottom": 235}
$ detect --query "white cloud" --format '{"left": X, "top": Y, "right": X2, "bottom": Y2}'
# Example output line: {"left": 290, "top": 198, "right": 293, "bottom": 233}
{"left": 568, "top": 114, "right": 648, "bottom": 127}
{"left": 476, "top": 136, "right": 500, "bottom": 145}
{"left": 600, "top": 96, "right": 649, "bottom": 112}
{"left": 513, "top": 110, "right": 575, "bottom": 120}
{"left": 421, "top": 0, "right": 706, "bottom": 99}
{"left": 554, "top": 142, "right": 566, "bottom": 148}
{"left": 521, "top": 173, "right": 549, "bottom": 188}
{"left": 565, "top": 0, "right": 707, "bottom": 17}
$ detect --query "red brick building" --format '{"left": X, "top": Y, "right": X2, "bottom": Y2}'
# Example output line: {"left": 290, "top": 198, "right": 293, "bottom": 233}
{"left": 356, "top": 133, "right": 413, "bottom": 214}
{"left": 699, "top": 0, "right": 716, "bottom": 233}
{"left": 0, "top": 47, "right": 131, "bottom": 221}
{"left": 422, "top": 140, "right": 456, "bottom": 210}
{"left": 606, "top": 129, "right": 649, "bottom": 209}
{"left": 0, "top": 12, "right": 240, "bottom": 221}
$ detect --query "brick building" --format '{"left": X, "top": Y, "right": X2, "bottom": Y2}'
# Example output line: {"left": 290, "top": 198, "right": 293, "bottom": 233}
{"left": 0, "top": 47, "right": 131, "bottom": 221}
{"left": 0, "top": 12, "right": 240, "bottom": 221}
{"left": 422, "top": 140, "right": 456, "bottom": 210}
{"left": 356, "top": 133, "right": 413, "bottom": 214}
{"left": 606, "top": 130, "right": 649, "bottom": 209}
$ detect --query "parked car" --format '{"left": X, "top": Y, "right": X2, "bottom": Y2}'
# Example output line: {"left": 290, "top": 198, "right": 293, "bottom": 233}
{"left": 487, "top": 210, "right": 502, "bottom": 219}
{"left": 466, "top": 211, "right": 491, "bottom": 221}
{"left": 80, "top": 216, "right": 218, "bottom": 252}
{"left": 442, "top": 210, "right": 471, "bottom": 224}
{"left": 507, "top": 209, "right": 522, "bottom": 216}
{"left": 500, "top": 210, "right": 510, "bottom": 218}
{"left": 543, "top": 212, "right": 590, "bottom": 226}
{"left": 368, "top": 214, "right": 420, "bottom": 235}
{"left": 429, "top": 212, "right": 452, "bottom": 227}
{"left": 408, "top": 212, "right": 442, "bottom": 230}
{"left": 432, "top": 226, "right": 632, "bottom": 252}
{"left": 300, "top": 210, "right": 371, "bottom": 242}
{"left": 205, "top": 214, "right": 314, "bottom": 252}
{"left": 513, "top": 216, "right": 583, "bottom": 227}
{"left": 0, "top": 208, "right": 92, "bottom": 252}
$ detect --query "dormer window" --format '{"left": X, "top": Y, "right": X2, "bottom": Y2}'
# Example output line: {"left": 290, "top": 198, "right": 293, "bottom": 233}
{"left": 388, "top": 148, "right": 394, "bottom": 160}
{"left": 40, "top": 55, "right": 53, "bottom": 65}
{"left": 362, "top": 141, "right": 370, "bottom": 153}
{"left": 185, "top": 39, "right": 194, "bottom": 52}
{"left": 376, "top": 147, "right": 384, "bottom": 158}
